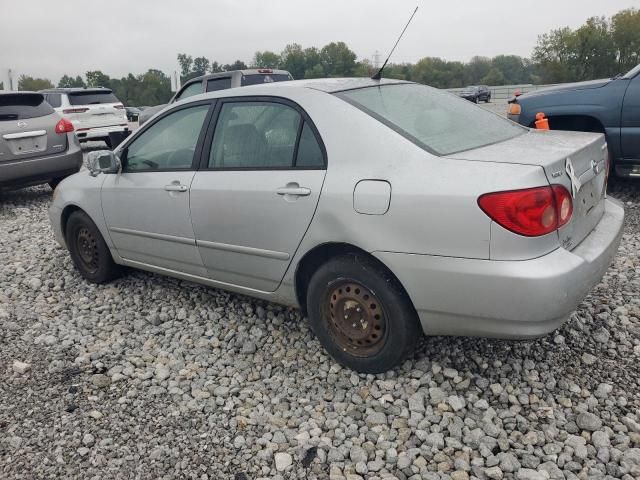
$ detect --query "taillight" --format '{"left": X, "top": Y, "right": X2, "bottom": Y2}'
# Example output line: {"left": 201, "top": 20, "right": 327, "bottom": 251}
{"left": 62, "top": 108, "right": 89, "bottom": 114}
{"left": 114, "top": 104, "right": 124, "bottom": 109}
{"left": 478, "top": 185, "right": 573, "bottom": 237}
{"left": 55, "top": 118, "right": 74, "bottom": 134}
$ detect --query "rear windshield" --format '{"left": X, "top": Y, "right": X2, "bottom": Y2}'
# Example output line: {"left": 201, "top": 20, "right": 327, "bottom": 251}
{"left": 337, "top": 83, "right": 524, "bottom": 156}
{"left": 69, "top": 91, "right": 119, "bottom": 105}
{"left": 0, "top": 93, "right": 54, "bottom": 120}
{"left": 241, "top": 74, "right": 291, "bottom": 86}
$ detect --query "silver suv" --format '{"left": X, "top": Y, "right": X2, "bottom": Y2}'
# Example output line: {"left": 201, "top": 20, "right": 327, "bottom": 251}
{"left": 40, "top": 87, "right": 129, "bottom": 148}
{"left": 138, "top": 69, "right": 293, "bottom": 125}
{"left": 0, "top": 91, "right": 82, "bottom": 189}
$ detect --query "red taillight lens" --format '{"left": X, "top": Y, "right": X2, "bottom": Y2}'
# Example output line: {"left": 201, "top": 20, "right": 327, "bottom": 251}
{"left": 114, "top": 104, "right": 124, "bottom": 109}
{"left": 62, "top": 108, "right": 89, "bottom": 114}
{"left": 478, "top": 185, "right": 573, "bottom": 237}
{"left": 55, "top": 118, "right": 74, "bottom": 134}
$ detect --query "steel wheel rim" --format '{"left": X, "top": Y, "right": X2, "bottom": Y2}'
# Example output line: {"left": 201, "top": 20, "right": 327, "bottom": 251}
{"left": 323, "top": 280, "right": 387, "bottom": 357}
{"left": 76, "top": 227, "right": 99, "bottom": 273}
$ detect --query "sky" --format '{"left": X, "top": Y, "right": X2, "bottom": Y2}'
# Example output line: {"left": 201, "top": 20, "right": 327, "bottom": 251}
{"left": 1, "top": 0, "right": 638, "bottom": 86}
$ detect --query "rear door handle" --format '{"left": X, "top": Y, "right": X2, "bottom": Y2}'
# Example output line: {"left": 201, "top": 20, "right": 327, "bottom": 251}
{"left": 164, "top": 184, "right": 188, "bottom": 192}
{"left": 276, "top": 185, "right": 311, "bottom": 196}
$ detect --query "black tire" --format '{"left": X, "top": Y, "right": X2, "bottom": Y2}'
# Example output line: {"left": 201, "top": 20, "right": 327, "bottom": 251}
{"left": 48, "top": 177, "right": 64, "bottom": 190}
{"left": 474, "top": 97, "right": 479, "bottom": 104}
{"left": 306, "top": 254, "right": 421, "bottom": 374}
{"left": 65, "top": 210, "right": 121, "bottom": 284}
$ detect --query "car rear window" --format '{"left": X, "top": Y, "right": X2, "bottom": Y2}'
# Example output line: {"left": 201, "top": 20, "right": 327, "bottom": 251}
{"left": 68, "top": 91, "right": 119, "bottom": 105}
{"left": 241, "top": 74, "right": 291, "bottom": 86}
{"left": 0, "top": 93, "right": 54, "bottom": 120}
{"left": 337, "top": 83, "right": 524, "bottom": 156}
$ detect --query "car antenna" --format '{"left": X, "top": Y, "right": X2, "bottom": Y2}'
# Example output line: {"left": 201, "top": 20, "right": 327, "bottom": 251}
{"left": 371, "top": 6, "right": 419, "bottom": 81}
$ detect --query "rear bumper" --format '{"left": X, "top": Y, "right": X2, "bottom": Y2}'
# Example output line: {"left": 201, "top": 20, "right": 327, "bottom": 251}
{"left": 374, "top": 198, "right": 624, "bottom": 339}
{"left": 76, "top": 124, "right": 128, "bottom": 141}
{"left": 0, "top": 144, "right": 83, "bottom": 187}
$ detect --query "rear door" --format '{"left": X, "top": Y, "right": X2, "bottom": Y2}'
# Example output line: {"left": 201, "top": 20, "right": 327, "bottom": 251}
{"left": 65, "top": 90, "right": 127, "bottom": 128}
{"left": 621, "top": 73, "right": 640, "bottom": 161}
{"left": 0, "top": 93, "right": 65, "bottom": 163}
{"left": 190, "top": 98, "right": 327, "bottom": 291}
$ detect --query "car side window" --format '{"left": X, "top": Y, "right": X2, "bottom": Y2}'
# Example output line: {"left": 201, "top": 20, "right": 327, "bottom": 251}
{"left": 175, "top": 82, "right": 203, "bottom": 102}
{"left": 208, "top": 102, "right": 303, "bottom": 169}
{"left": 44, "top": 93, "right": 62, "bottom": 108}
{"left": 296, "top": 122, "right": 324, "bottom": 167}
{"left": 207, "top": 77, "right": 232, "bottom": 92}
{"left": 124, "top": 105, "right": 209, "bottom": 172}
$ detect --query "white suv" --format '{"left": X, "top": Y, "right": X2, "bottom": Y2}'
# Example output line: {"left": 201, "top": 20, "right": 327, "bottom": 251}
{"left": 40, "top": 88, "right": 129, "bottom": 148}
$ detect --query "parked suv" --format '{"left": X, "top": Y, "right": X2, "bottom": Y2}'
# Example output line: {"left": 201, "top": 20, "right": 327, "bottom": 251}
{"left": 0, "top": 91, "right": 82, "bottom": 189}
{"left": 40, "top": 88, "right": 129, "bottom": 148}
{"left": 460, "top": 85, "right": 491, "bottom": 103}
{"left": 508, "top": 63, "right": 640, "bottom": 177}
{"left": 138, "top": 69, "right": 293, "bottom": 125}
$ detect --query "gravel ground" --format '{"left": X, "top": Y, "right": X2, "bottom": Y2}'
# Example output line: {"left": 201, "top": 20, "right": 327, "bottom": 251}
{"left": 0, "top": 178, "right": 639, "bottom": 480}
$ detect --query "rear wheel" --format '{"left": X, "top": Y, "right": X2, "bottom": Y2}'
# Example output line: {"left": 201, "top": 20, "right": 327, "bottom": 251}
{"left": 65, "top": 211, "right": 121, "bottom": 283}
{"left": 306, "top": 254, "right": 421, "bottom": 373}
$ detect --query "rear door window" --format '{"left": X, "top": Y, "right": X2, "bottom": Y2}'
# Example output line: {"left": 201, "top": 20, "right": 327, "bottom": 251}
{"left": 206, "top": 78, "right": 232, "bottom": 92}
{"left": 241, "top": 74, "right": 291, "bottom": 86}
{"left": 0, "top": 93, "right": 54, "bottom": 120}
{"left": 69, "top": 91, "right": 119, "bottom": 105}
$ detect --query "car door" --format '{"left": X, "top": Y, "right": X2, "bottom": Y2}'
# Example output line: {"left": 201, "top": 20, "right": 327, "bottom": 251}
{"left": 621, "top": 73, "right": 640, "bottom": 161}
{"left": 101, "top": 101, "right": 213, "bottom": 276}
{"left": 190, "top": 98, "right": 327, "bottom": 291}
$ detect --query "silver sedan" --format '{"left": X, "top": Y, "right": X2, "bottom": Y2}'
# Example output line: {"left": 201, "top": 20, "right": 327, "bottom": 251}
{"left": 49, "top": 78, "right": 624, "bottom": 373}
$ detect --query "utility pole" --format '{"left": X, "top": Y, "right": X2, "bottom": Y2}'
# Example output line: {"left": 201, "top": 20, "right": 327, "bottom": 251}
{"left": 8, "top": 69, "right": 14, "bottom": 90}
{"left": 373, "top": 51, "right": 381, "bottom": 69}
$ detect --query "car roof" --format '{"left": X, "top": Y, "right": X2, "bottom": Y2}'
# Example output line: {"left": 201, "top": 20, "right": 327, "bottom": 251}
{"left": 39, "top": 87, "right": 113, "bottom": 93}
{"left": 190, "top": 77, "right": 410, "bottom": 98}
{"left": 185, "top": 69, "right": 292, "bottom": 85}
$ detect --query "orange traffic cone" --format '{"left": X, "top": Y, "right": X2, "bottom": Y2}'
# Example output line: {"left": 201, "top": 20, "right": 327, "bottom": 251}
{"left": 535, "top": 112, "right": 550, "bottom": 130}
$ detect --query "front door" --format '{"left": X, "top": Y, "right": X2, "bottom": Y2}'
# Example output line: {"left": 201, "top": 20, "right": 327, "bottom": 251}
{"left": 621, "top": 74, "right": 640, "bottom": 161}
{"left": 190, "top": 99, "right": 327, "bottom": 291}
{"left": 102, "top": 102, "right": 211, "bottom": 276}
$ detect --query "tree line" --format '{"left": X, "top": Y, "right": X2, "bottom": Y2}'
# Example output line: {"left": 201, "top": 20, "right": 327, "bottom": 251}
{"left": 14, "top": 8, "right": 639, "bottom": 106}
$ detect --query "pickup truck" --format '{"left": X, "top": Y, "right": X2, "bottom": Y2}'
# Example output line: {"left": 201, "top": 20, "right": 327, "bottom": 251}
{"left": 508, "top": 64, "right": 640, "bottom": 177}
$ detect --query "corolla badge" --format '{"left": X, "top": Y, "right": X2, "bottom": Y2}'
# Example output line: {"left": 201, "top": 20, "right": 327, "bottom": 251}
{"left": 565, "top": 157, "right": 582, "bottom": 198}
{"left": 17, "top": 120, "right": 27, "bottom": 128}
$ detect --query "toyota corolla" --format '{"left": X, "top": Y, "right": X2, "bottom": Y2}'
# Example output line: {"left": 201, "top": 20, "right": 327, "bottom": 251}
{"left": 49, "top": 78, "right": 624, "bottom": 373}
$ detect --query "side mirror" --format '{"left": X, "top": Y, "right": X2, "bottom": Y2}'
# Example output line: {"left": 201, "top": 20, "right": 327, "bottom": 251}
{"left": 86, "top": 150, "right": 121, "bottom": 177}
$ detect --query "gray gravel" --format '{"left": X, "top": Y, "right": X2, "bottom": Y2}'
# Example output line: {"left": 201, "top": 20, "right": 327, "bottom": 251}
{"left": 0, "top": 179, "right": 639, "bottom": 480}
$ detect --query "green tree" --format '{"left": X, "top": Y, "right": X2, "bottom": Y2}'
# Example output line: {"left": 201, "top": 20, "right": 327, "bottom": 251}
{"left": 320, "top": 42, "right": 357, "bottom": 77}
{"left": 464, "top": 56, "right": 492, "bottom": 84}
{"left": 85, "top": 70, "right": 111, "bottom": 88}
{"left": 612, "top": 8, "right": 640, "bottom": 72}
{"left": 209, "top": 61, "right": 224, "bottom": 73}
{"left": 58, "top": 74, "right": 86, "bottom": 88}
{"left": 481, "top": 68, "right": 506, "bottom": 85}
{"left": 177, "top": 53, "right": 193, "bottom": 77}
{"left": 253, "top": 51, "right": 281, "bottom": 69}
{"left": 17, "top": 75, "right": 54, "bottom": 91}
{"left": 223, "top": 60, "right": 247, "bottom": 71}
{"left": 192, "top": 57, "right": 211, "bottom": 76}
{"left": 572, "top": 17, "right": 616, "bottom": 80}
{"left": 491, "top": 55, "right": 529, "bottom": 84}
{"left": 304, "top": 64, "right": 325, "bottom": 79}
{"left": 281, "top": 43, "right": 307, "bottom": 79}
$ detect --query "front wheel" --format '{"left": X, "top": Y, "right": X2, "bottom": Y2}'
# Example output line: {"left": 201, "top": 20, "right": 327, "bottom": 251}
{"left": 65, "top": 210, "right": 121, "bottom": 283}
{"left": 306, "top": 254, "right": 421, "bottom": 373}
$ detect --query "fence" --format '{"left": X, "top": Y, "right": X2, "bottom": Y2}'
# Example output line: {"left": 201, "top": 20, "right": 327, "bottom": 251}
{"left": 447, "top": 83, "right": 557, "bottom": 102}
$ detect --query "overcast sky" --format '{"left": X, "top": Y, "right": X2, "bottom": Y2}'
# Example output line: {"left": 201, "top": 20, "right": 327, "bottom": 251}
{"left": 1, "top": 0, "right": 638, "bottom": 84}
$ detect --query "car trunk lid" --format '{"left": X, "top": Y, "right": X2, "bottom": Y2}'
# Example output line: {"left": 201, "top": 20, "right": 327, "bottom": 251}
{"left": 66, "top": 90, "right": 127, "bottom": 129}
{"left": 0, "top": 93, "right": 67, "bottom": 162}
{"left": 449, "top": 129, "right": 608, "bottom": 250}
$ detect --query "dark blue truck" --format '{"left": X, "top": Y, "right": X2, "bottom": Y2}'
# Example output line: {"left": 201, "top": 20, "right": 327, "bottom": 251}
{"left": 508, "top": 64, "right": 640, "bottom": 177}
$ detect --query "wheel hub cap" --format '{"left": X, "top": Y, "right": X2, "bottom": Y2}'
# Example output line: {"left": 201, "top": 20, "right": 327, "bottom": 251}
{"left": 326, "top": 281, "right": 386, "bottom": 356}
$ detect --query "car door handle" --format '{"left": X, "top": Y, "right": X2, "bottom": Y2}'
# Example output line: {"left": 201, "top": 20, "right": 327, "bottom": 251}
{"left": 164, "top": 184, "right": 188, "bottom": 192}
{"left": 276, "top": 185, "right": 311, "bottom": 196}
